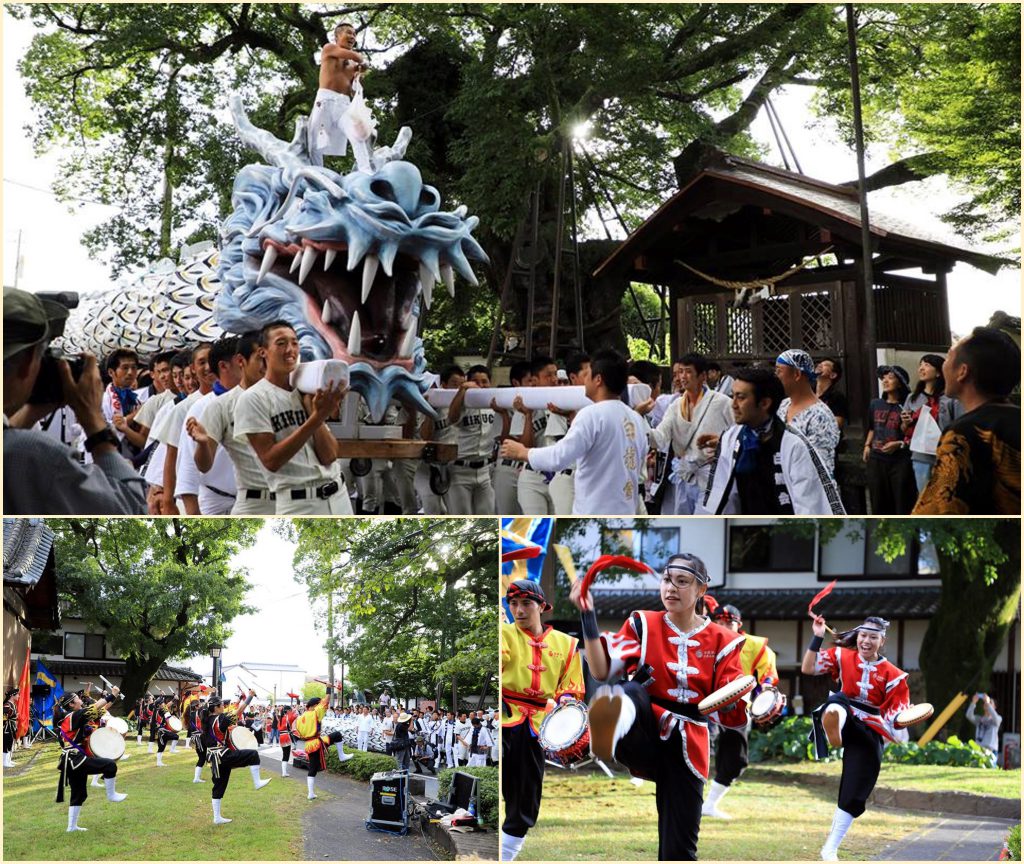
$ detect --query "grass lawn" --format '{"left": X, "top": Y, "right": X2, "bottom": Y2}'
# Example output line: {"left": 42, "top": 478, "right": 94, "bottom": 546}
{"left": 3, "top": 740, "right": 309, "bottom": 860}
{"left": 511, "top": 771, "right": 934, "bottom": 861}
{"left": 748, "top": 760, "right": 1023, "bottom": 798}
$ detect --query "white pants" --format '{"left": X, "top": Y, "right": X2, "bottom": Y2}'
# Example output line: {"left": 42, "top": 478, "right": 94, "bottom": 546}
{"left": 446, "top": 465, "right": 494, "bottom": 515}
{"left": 198, "top": 485, "right": 235, "bottom": 515}
{"left": 549, "top": 471, "right": 575, "bottom": 514}
{"left": 356, "top": 731, "right": 369, "bottom": 751}
{"left": 275, "top": 487, "right": 354, "bottom": 515}
{"left": 493, "top": 462, "right": 523, "bottom": 515}
{"left": 517, "top": 469, "right": 555, "bottom": 514}
{"left": 390, "top": 458, "right": 420, "bottom": 514}
{"left": 445, "top": 745, "right": 457, "bottom": 768}
{"left": 468, "top": 754, "right": 488, "bottom": 767}
{"left": 231, "top": 490, "right": 277, "bottom": 515}
{"left": 414, "top": 463, "right": 446, "bottom": 514}
{"left": 673, "top": 477, "right": 704, "bottom": 515}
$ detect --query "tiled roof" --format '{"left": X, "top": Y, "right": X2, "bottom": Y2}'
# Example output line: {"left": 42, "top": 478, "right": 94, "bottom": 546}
{"left": 3, "top": 518, "right": 55, "bottom": 586}
{"left": 43, "top": 659, "right": 203, "bottom": 682}
{"left": 592, "top": 586, "right": 943, "bottom": 621}
{"left": 594, "top": 150, "right": 1011, "bottom": 278}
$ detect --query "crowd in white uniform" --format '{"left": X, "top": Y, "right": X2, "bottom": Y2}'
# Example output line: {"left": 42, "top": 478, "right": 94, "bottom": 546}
{"left": 46, "top": 322, "right": 844, "bottom": 515}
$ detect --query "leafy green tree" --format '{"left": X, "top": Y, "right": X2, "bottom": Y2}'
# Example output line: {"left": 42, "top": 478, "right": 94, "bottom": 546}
{"left": 301, "top": 681, "right": 327, "bottom": 703}
{"left": 281, "top": 518, "right": 496, "bottom": 710}
{"left": 9, "top": 3, "right": 1018, "bottom": 355}
{"left": 48, "top": 518, "right": 261, "bottom": 708}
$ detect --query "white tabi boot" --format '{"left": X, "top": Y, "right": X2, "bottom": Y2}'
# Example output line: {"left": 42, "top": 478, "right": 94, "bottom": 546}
{"left": 335, "top": 742, "right": 354, "bottom": 763}
{"left": 702, "top": 780, "right": 733, "bottom": 819}
{"left": 193, "top": 766, "right": 205, "bottom": 783}
{"left": 212, "top": 798, "right": 232, "bottom": 825}
{"left": 66, "top": 805, "right": 87, "bottom": 832}
{"left": 500, "top": 831, "right": 526, "bottom": 862}
{"left": 250, "top": 764, "right": 271, "bottom": 790}
{"left": 820, "top": 807, "right": 855, "bottom": 861}
{"left": 169, "top": 738, "right": 178, "bottom": 753}
{"left": 280, "top": 760, "right": 289, "bottom": 777}
{"left": 147, "top": 741, "right": 154, "bottom": 754}
{"left": 90, "top": 774, "right": 103, "bottom": 787}
{"left": 155, "top": 751, "right": 165, "bottom": 767}
{"left": 307, "top": 775, "right": 317, "bottom": 800}
{"left": 104, "top": 777, "right": 127, "bottom": 802}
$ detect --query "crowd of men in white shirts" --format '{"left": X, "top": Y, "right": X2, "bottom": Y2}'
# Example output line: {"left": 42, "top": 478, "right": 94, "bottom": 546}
{"left": 9, "top": 312, "right": 852, "bottom": 515}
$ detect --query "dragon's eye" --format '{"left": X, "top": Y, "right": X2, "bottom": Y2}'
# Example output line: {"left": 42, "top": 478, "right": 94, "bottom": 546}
{"left": 369, "top": 179, "right": 398, "bottom": 204}
{"left": 418, "top": 188, "right": 439, "bottom": 210}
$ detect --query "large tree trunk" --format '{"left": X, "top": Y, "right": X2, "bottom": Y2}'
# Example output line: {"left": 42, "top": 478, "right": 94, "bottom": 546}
{"left": 119, "top": 655, "right": 168, "bottom": 715}
{"left": 919, "top": 521, "right": 1021, "bottom": 739}
{"left": 475, "top": 672, "right": 492, "bottom": 711}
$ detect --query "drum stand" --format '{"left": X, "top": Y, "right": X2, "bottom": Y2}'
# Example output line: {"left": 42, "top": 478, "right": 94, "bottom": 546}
{"left": 29, "top": 705, "right": 58, "bottom": 744}
{"left": 544, "top": 755, "right": 615, "bottom": 779}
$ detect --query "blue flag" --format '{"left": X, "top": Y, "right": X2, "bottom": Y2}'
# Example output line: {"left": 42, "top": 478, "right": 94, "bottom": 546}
{"left": 32, "top": 661, "right": 63, "bottom": 731}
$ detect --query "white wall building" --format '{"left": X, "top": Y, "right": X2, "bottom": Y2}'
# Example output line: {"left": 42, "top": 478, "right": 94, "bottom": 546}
{"left": 551, "top": 518, "right": 1019, "bottom": 733}
{"left": 221, "top": 662, "right": 307, "bottom": 706}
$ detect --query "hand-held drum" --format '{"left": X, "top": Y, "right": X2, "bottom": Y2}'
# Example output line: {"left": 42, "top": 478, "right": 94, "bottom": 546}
{"left": 697, "top": 675, "right": 756, "bottom": 716}
{"left": 538, "top": 700, "right": 591, "bottom": 767}
{"left": 894, "top": 703, "right": 934, "bottom": 729}
{"left": 165, "top": 715, "right": 183, "bottom": 733}
{"left": 86, "top": 726, "right": 126, "bottom": 760}
{"left": 749, "top": 688, "right": 787, "bottom": 726}
{"left": 105, "top": 716, "right": 130, "bottom": 736}
{"left": 229, "top": 725, "right": 259, "bottom": 751}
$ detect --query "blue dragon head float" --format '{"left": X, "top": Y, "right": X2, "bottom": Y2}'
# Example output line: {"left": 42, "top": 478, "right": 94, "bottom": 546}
{"left": 57, "top": 96, "right": 489, "bottom": 422}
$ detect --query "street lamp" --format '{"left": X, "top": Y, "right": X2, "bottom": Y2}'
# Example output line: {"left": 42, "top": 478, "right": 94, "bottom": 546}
{"left": 209, "top": 645, "right": 223, "bottom": 699}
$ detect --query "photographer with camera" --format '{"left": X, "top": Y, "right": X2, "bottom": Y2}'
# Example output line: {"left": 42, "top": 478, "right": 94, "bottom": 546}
{"left": 3, "top": 287, "right": 147, "bottom": 514}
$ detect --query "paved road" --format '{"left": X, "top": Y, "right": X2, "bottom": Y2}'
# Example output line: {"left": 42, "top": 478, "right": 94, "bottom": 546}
{"left": 257, "top": 745, "right": 441, "bottom": 861}
{"left": 873, "top": 815, "right": 1016, "bottom": 861}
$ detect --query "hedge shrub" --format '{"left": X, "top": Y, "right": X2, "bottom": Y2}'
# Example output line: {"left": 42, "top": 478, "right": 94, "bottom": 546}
{"left": 748, "top": 716, "right": 833, "bottom": 763}
{"left": 438, "top": 765, "right": 498, "bottom": 830}
{"left": 1004, "top": 824, "right": 1020, "bottom": 860}
{"left": 883, "top": 736, "right": 995, "bottom": 768}
{"left": 326, "top": 747, "right": 399, "bottom": 780}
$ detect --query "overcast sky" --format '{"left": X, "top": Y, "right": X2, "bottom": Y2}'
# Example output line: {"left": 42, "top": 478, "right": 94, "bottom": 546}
{"left": 176, "top": 521, "right": 331, "bottom": 681}
{"left": 3, "top": 11, "right": 1019, "bottom": 335}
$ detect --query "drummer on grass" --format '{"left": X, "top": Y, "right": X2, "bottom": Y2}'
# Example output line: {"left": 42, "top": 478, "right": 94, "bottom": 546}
{"left": 500, "top": 579, "right": 585, "bottom": 862}
{"left": 54, "top": 689, "right": 128, "bottom": 832}
{"left": 294, "top": 687, "right": 355, "bottom": 801}
{"left": 703, "top": 601, "right": 782, "bottom": 820}
{"left": 152, "top": 695, "right": 180, "bottom": 766}
{"left": 201, "top": 691, "right": 271, "bottom": 825}
{"left": 801, "top": 615, "right": 911, "bottom": 861}
{"left": 571, "top": 554, "right": 748, "bottom": 861}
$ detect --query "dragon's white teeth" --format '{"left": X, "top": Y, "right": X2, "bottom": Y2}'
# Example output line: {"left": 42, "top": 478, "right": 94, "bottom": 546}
{"left": 258, "top": 246, "right": 278, "bottom": 283}
{"left": 322, "top": 299, "right": 333, "bottom": 325}
{"left": 362, "top": 254, "right": 379, "bottom": 305}
{"left": 289, "top": 252, "right": 302, "bottom": 274}
{"left": 324, "top": 248, "right": 337, "bottom": 271}
{"left": 440, "top": 263, "right": 455, "bottom": 298}
{"left": 421, "top": 278, "right": 433, "bottom": 311}
{"left": 397, "top": 322, "right": 417, "bottom": 358}
{"left": 348, "top": 309, "right": 362, "bottom": 356}
{"left": 298, "top": 246, "right": 317, "bottom": 285}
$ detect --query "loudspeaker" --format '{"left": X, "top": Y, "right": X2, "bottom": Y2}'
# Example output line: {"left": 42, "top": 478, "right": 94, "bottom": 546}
{"left": 31, "top": 684, "right": 51, "bottom": 698}
{"left": 447, "top": 770, "right": 479, "bottom": 812}
{"left": 366, "top": 770, "right": 409, "bottom": 834}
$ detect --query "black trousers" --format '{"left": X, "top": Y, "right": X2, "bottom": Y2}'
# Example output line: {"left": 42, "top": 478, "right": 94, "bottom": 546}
{"left": 210, "top": 747, "right": 260, "bottom": 800}
{"left": 148, "top": 723, "right": 158, "bottom": 742}
{"left": 866, "top": 456, "right": 917, "bottom": 514}
{"left": 281, "top": 743, "right": 291, "bottom": 762}
{"left": 195, "top": 739, "right": 207, "bottom": 768}
{"left": 501, "top": 721, "right": 545, "bottom": 838}
{"left": 306, "top": 730, "right": 343, "bottom": 777}
{"left": 837, "top": 715, "right": 883, "bottom": 817}
{"left": 713, "top": 726, "right": 749, "bottom": 787}
{"left": 615, "top": 681, "right": 706, "bottom": 861}
{"left": 4, "top": 729, "right": 13, "bottom": 753}
{"left": 157, "top": 729, "right": 179, "bottom": 752}
{"left": 59, "top": 753, "right": 117, "bottom": 806}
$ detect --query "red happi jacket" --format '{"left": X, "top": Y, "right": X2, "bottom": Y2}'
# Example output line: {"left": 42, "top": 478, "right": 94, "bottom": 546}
{"left": 599, "top": 611, "right": 748, "bottom": 780}
{"left": 814, "top": 645, "right": 910, "bottom": 742}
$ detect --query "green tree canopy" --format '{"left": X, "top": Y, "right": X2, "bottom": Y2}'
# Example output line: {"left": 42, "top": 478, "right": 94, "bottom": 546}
{"left": 49, "top": 518, "right": 261, "bottom": 708}
{"left": 9, "top": 3, "right": 1019, "bottom": 355}
{"left": 281, "top": 518, "right": 496, "bottom": 710}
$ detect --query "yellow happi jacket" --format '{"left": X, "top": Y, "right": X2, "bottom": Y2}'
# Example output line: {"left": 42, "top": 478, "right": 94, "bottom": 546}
{"left": 501, "top": 622, "right": 585, "bottom": 734}
{"left": 740, "top": 633, "right": 779, "bottom": 687}
{"left": 294, "top": 697, "right": 330, "bottom": 753}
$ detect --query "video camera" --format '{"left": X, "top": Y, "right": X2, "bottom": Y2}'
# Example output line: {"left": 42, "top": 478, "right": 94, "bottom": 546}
{"left": 26, "top": 292, "right": 84, "bottom": 406}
